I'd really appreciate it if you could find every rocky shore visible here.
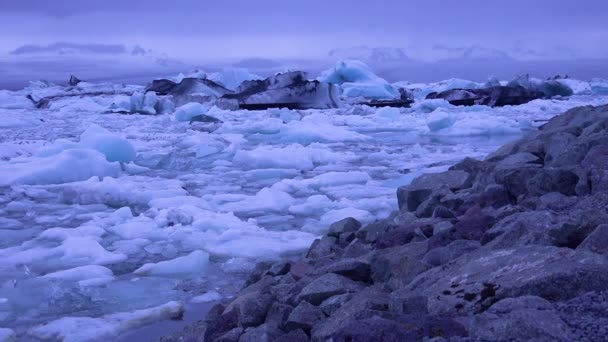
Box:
[165,104,608,341]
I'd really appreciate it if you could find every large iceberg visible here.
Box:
[207,68,262,91]
[318,60,400,99]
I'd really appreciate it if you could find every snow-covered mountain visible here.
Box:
[434,45,513,62]
[328,46,411,64]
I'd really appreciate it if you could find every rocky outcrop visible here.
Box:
[168,104,608,341]
[426,86,545,107]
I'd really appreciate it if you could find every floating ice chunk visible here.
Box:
[27,301,184,342]
[80,124,137,163]
[288,195,334,216]
[0,328,16,342]
[207,68,262,91]
[220,187,296,214]
[42,265,114,286]
[58,237,128,265]
[278,119,368,144]
[133,250,209,277]
[174,102,210,122]
[427,111,457,132]
[233,144,352,170]
[318,60,400,99]
[0,149,121,186]
[374,107,401,121]
[272,171,371,194]
[142,91,159,114]
[190,290,222,303]
[412,99,454,113]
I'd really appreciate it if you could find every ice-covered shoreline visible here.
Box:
[1,63,608,340]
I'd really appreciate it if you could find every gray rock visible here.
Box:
[267,261,291,276]
[577,224,608,256]
[297,273,363,305]
[327,317,411,342]
[328,217,361,237]
[238,293,273,327]
[355,219,396,244]
[215,327,244,342]
[204,308,239,341]
[423,239,481,267]
[273,329,310,342]
[557,291,608,342]
[319,293,352,316]
[289,261,314,281]
[311,289,392,341]
[342,239,372,258]
[238,324,281,342]
[466,296,572,341]
[264,302,293,328]
[495,152,540,170]
[284,301,325,333]
[397,170,471,211]
[392,245,608,316]
[314,259,371,283]
[369,242,430,289]
[189,114,222,123]
[306,236,339,260]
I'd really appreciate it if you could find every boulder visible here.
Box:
[327,217,361,238]
[577,224,608,256]
[68,74,82,86]
[466,296,572,341]
[391,245,608,316]
[397,170,471,211]
[284,301,325,333]
[314,259,372,283]
[297,273,363,305]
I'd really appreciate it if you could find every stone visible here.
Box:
[397,170,471,211]
[297,273,363,305]
[581,144,608,169]
[319,293,353,316]
[311,289,392,341]
[214,327,243,342]
[356,220,396,244]
[577,224,608,256]
[392,245,608,316]
[528,167,579,196]
[314,259,371,283]
[306,236,339,260]
[328,317,411,342]
[289,261,314,281]
[68,74,82,86]
[327,217,361,237]
[466,296,572,341]
[342,239,372,258]
[238,324,281,342]
[273,329,310,342]
[422,240,481,267]
[244,262,272,287]
[284,301,326,333]
[264,302,293,328]
[237,293,273,327]
[369,242,430,289]
[556,291,608,342]
[394,314,469,341]
[267,261,291,276]
[204,308,239,341]
[375,224,416,249]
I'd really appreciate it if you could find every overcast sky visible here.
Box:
[1,0,607,61]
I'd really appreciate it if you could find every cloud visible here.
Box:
[10,42,128,55]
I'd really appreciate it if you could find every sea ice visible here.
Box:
[318,60,400,99]
[133,250,209,277]
[174,102,211,122]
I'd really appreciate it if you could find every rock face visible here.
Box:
[175,104,608,341]
[426,85,545,107]
[224,71,342,110]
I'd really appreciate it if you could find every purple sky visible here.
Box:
[1,0,607,61]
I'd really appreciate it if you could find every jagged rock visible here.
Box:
[239,324,281,342]
[314,259,371,283]
[264,302,293,329]
[397,170,471,211]
[466,296,572,341]
[267,262,291,277]
[426,86,545,107]
[556,291,608,341]
[224,71,341,110]
[423,240,481,267]
[273,329,310,342]
[284,301,325,333]
[289,261,314,281]
[204,306,239,341]
[319,293,353,316]
[214,327,243,342]
[391,245,608,316]
[577,224,608,256]
[369,241,429,289]
[356,220,397,244]
[327,217,361,238]
[306,236,340,260]
[297,273,363,305]
[327,317,412,342]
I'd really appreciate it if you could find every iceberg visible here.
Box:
[318,60,400,99]
[207,68,262,91]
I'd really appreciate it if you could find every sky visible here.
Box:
[1,0,608,61]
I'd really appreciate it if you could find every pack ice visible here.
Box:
[1,64,608,340]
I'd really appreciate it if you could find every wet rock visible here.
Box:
[284,301,325,333]
[297,273,363,305]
